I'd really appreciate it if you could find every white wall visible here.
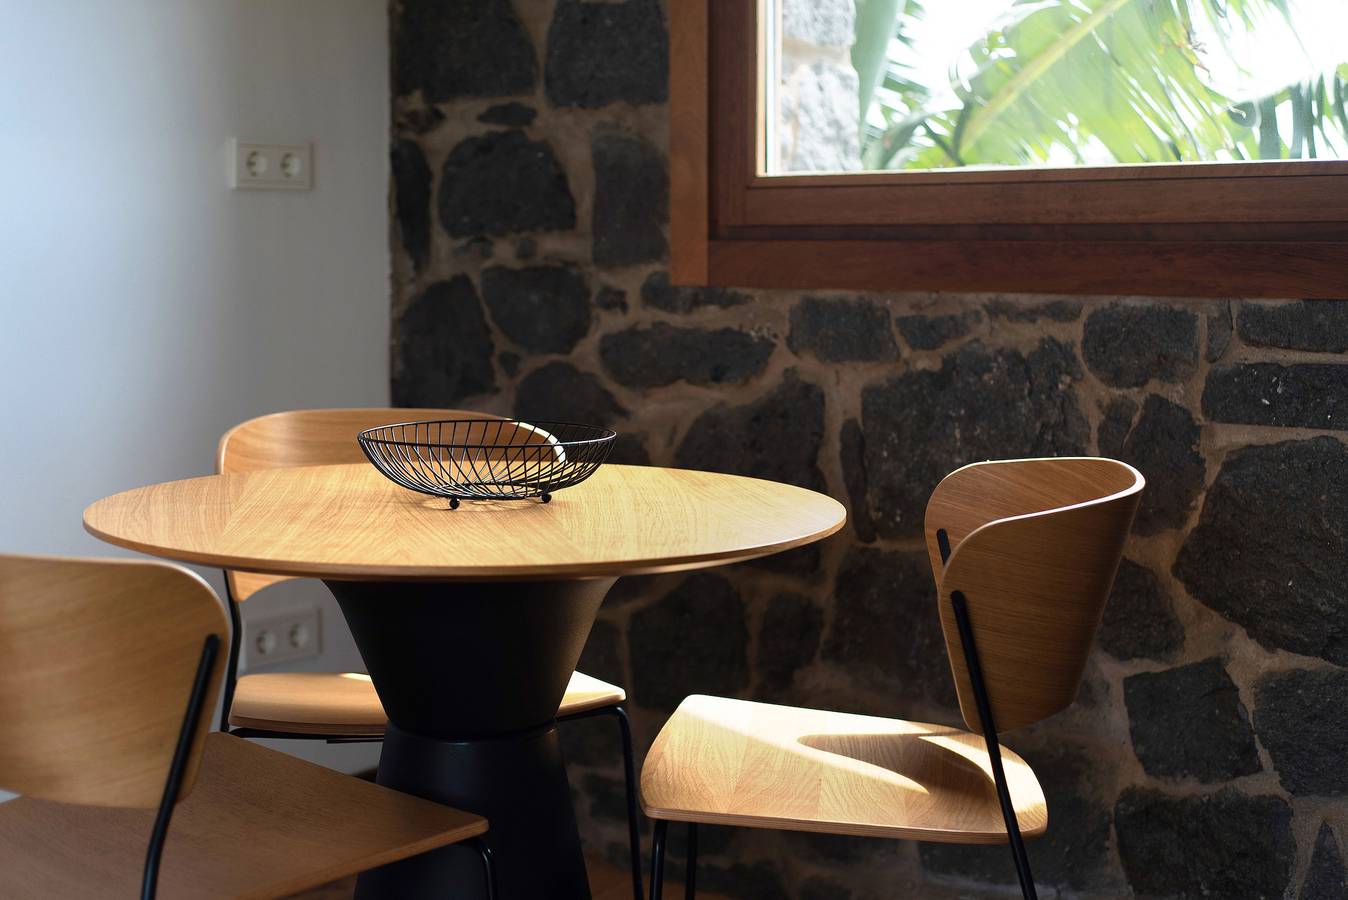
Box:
[0,0,389,773]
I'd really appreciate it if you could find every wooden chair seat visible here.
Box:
[640,695,1047,844]
[0,732,486,899]
[229,670,626,735]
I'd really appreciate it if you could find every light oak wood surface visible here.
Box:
[0,732,487,900]
[230,670,627,736]
[84,463,846,581]
[0,554,227,808]
[640,695,1046,843]
[218,407,498,601]
[925,458,1143,733]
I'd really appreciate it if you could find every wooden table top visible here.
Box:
[84,464,846,581]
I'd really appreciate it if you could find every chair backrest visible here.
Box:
[216,407,501,600]
[924,458,1143,733]
[0,555,227,807]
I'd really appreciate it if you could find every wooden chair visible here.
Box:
[217,408,644,899]
[0,553,495,900]
[640,457,1144,900]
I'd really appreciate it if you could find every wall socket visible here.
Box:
[243,605,322,669]
[229,139,313,191]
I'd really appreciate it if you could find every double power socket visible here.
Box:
[229,139,313,191]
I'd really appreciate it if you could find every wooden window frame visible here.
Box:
[670,1,1348,298]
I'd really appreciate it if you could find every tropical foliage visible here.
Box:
[850,0,1348,170]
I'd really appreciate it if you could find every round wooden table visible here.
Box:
[85,463,845,900]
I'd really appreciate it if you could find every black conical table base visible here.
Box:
[327,576,616,900]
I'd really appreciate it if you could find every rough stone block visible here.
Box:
[1123,658,1261,782]
[788,295,898,362]
[391,277,495,406]
[1174,438,1348,665]
[438,131,575,237]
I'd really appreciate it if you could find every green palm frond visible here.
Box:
[856,0,1348,170]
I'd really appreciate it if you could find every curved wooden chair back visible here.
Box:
[217,408,501,601]
[0,555,226,807]
[924,458,1143,733]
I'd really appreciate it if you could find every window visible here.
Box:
[670,1,1348,297]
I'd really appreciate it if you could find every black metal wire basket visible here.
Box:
[357,419,616,508]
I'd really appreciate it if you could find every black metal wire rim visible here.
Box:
[356,419,615,503]
[356,419,616,451]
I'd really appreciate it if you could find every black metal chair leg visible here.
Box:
[610,706,645,900]
[468,837,498,900]
[951,590,1039,900]
[684,823,697,899]
[650,819,668,900]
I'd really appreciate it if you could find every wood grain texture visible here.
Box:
[0,732,487,900]
[704,238,1348,299]
[925,458,1144,733]
[229,670,626,736]
[218,408,498,601]
[84,463,846,581]
[668,0,710,283]
[0,554,227,808]
[640,695,1046,843]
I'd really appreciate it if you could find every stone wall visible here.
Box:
[387,2,1348,896]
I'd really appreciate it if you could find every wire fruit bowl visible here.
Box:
[357,419,616,508]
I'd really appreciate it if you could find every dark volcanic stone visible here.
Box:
[392,277,495,405]
[1083,303,1199,387]
[628,574,748,710]
[592,133,668,267]
[1174,438,1348,664]
[800,878,851,900]
[1301,823,1348,900]
[596,286,628,313]
[580,773,630,825]
[674,372,825,490]
[1255,668,1348,795]
[545,0,668,108]
[839,419,877,543]
[895,311,979,350]
[1114,787,1294,899]
[1096,395,1138,457]
[513,361,626,426]
[823,547,954,708]
[859,339,1088,537]
[922,742,1118,891]
[393,0,536,101]
[480,265,591,354]
[1123,658,1261,782]
[600,323,774,388]
[438,131,576,237]
[640,272,750,313]
[609,433,650,466]
[787,296,899,362]
[984,297,1083,322]
[1113,395,1205,534]
[744,543,822,578]
[477,102,537,127]
[514,237,536,260]
[1208,301,1233,361]
[391,139,432,271]
[1203,363,1348,430]
[757,592,823,693]
[1239,300,1348,353]
[1098,559,1184,662]
[697,862,790,900]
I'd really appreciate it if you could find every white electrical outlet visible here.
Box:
[230,139,313,191]
[243,605,322,669]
